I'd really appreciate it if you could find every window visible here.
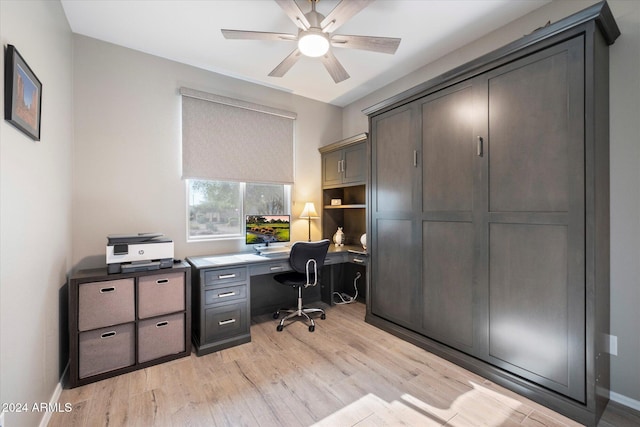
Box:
[187,180,290,241]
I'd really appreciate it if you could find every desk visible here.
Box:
[187,245,367,356]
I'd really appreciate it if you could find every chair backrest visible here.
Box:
[288,239,330,276]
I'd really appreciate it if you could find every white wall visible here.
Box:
[71,35,343,268]
[607,0,640,408]
[0,1,73,427]
[342,0,640,409]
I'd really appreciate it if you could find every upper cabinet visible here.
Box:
[320,133,367,188]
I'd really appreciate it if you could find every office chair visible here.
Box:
[273,239,330,332]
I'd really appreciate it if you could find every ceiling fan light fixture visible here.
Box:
[298,30,329,57]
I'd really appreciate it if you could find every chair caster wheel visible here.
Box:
[320,313,326,320]
[276,324,284,332]
[273,312,280,319]
[309,325,315,332]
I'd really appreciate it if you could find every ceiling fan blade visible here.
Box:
[274,0,310,30]
[321,0,372,33]
[268,48,303,77]
[321,50,350,83]
[221,29,297,41]
[331,34,401,54]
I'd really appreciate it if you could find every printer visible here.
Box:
[106,233,174,274]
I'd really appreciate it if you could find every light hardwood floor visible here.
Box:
[50,302,639,426]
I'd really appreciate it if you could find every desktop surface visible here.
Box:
[187,244,364,270]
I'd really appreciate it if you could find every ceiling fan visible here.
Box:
[221,0,401,83]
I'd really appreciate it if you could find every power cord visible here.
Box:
[333,272,361,304]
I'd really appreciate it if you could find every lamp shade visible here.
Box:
[300,202,319,219]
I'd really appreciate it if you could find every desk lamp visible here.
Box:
[300,202,319,242]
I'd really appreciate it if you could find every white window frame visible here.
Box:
[186,180,291,242]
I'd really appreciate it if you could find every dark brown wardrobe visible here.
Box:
[363,2,619,425]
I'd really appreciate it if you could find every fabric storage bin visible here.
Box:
[79,322,135,378]
[78,278,135,331]
[138,272,185,319]
[138,312,185,363]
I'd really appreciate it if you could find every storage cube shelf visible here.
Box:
[68,264,191,388]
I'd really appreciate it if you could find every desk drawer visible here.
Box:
[204,301,249,342]
[205,283,247,305]
[78,278,135,331]
[138,272,185,319]
[203,267,247,286]
[348,253,368,265]
[249,260,291,276]
[325,253,347,265]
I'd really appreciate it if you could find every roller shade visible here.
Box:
[180,87,296,184]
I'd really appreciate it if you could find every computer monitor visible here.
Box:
[246,215,290,246]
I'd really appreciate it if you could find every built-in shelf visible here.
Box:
[319,135,367,247]
[324,204,366,209]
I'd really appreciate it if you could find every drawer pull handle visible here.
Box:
[218,273,236,279]
[100,287,115,293]
[352,258,365,263]
[270,266,283,271]
[218,319,236,326]
[101,331,116,339]
[156,279,169,284]
[156,321,169,328]
[218,291,236,298]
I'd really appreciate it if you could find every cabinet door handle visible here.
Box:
[218,291,236,298]
[413,150,418,167]
[341,159,346,172]
[338,160,342,174]
[477,136,483,157]
[352,257,365,264]
[218,273,236,279]
[218,319,236,326]
[156,321,169,328]
[156,279,169,284]
[101,331,116,339]
[100,287,115,293]
[270,266,283,271]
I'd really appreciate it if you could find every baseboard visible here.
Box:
[38,363,69,427]
[610,391,640,412]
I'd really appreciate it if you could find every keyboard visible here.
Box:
[258,247,290,256]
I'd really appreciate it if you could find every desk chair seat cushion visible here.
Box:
[273,271,317,288]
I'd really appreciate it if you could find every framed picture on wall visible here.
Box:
[4,44,42,141]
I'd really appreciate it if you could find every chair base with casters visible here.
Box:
[273,285,326,332]
[272,239,330,332]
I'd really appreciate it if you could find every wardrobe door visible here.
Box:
[484,37,585,401]
[370,105,420,327]
[419,83,479,353]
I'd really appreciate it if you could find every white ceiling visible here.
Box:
[61,0,551,107]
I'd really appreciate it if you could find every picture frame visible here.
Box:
[4,44,42,141]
